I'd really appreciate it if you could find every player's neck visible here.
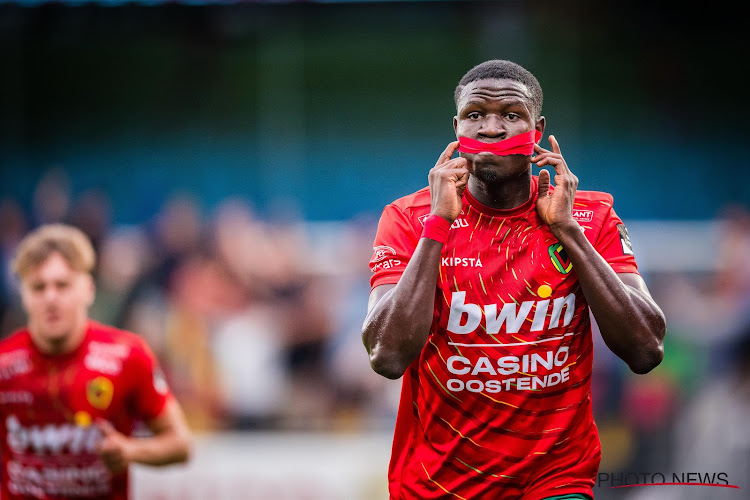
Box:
[29,316,89,356]
[467,169,532,210]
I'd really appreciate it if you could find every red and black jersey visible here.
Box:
[370,176,638,500]
[0,320,172,500]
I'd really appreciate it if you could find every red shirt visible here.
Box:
[0,321,171,500]
[370,176,638,500]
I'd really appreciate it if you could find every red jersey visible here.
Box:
[0,320,172,500]
[370,176,638,500]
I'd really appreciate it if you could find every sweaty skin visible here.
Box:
[363,78,665,379]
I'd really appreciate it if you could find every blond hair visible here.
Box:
[12,224,96,278]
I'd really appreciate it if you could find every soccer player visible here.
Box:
[362,60,666,500]
[0,224,192,499]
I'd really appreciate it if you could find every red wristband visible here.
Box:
[421,215,452,243]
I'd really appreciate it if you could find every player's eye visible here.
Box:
[467,112,482,120]
[506,113,520,121]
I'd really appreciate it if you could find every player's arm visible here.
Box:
[362,142,468,380]
[98,398,191,471]
[98,398,192,472]
[363,238,444,380]
[550,230,666,374]
[534,136,666,374]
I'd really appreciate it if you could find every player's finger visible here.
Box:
[538,169,551,198]
[534,150,569,176]
[96,419,117,436]
[436,141,460,165]
[532,153,555,167]
[549,135,562,155]
[453,166,469,180]
[431,159,466,179]
[443,156,468,170]
[544,135,575,177]
[455,172,469,188]
[432,165,468,194]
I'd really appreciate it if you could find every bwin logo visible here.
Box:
[447,291,575,334]
[5,415,103,455]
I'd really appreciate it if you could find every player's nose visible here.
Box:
[479,115,506,139]
[42,286,59,303]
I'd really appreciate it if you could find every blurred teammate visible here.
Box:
[0,224,192,499]
[363,60,666,499]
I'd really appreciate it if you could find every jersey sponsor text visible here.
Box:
[6,415,103,455]
[447,290,575,335]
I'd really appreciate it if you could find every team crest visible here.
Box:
[86,376,114,410]
[548,243,573,274]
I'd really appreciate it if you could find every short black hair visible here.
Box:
[454,59,543,118]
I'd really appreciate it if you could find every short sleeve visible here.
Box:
[369,204,420,289]
[128,340,172,421]
[594,204,640,275]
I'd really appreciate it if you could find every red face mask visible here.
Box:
[458,130,542,156]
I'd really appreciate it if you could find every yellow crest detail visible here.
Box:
[86,376,114,410]
[74,411,92,427]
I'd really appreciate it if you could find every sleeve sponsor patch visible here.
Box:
[572,209,593,222]
[370,245,396,264]
[617,224,634,256]
[369,245,403,272]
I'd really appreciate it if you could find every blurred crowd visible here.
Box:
[589,206,750,497]
[2,168,750,492]
[0,168,399,433]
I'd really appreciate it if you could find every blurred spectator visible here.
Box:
[0,199,28,338]
[211,300,290,429]
[590,206,750,498]
[656,206,750,356]
[90,227,153,333]
[626,327,750,500]
[70,188,112,258]
[116,191,204,340]
[323,217,400,430]
[31,167,71,226]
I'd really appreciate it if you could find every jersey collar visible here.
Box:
[463,175,538,218]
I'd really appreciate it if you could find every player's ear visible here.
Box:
[83,273,96,308]
[18,280,32,314]
[453,116,458,137]
[535,116,546,140]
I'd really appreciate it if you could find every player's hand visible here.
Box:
[534,135,578,231]
[428,141,469,223]
[96,419,133,473]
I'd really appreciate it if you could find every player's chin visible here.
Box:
[470,153,513,169]
[472,155,529,182]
